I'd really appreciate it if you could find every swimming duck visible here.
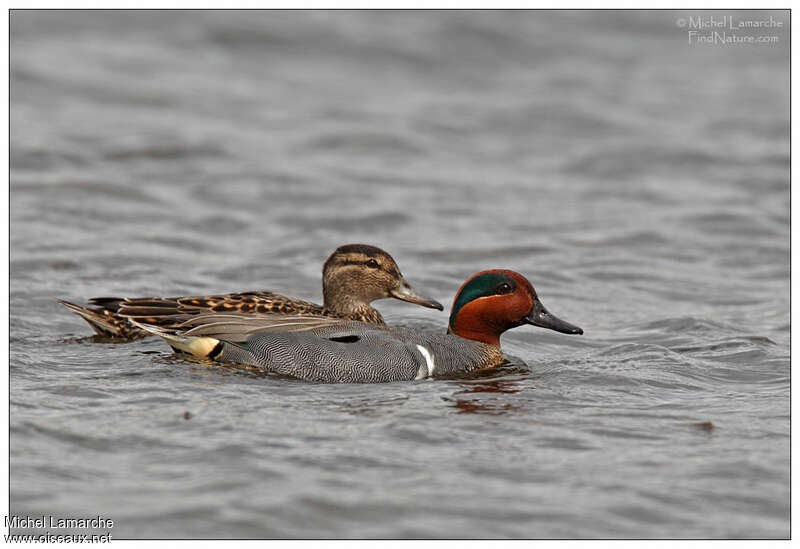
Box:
[129,269,583,383]
[59,244,443,339]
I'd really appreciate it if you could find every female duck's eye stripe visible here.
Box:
[335,259,381,267]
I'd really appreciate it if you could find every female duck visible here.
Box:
[59,244,443,339]
[132,269,583,383]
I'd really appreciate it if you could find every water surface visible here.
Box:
[10,10,789,538]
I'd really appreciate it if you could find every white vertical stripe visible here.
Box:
[414,344,436,379]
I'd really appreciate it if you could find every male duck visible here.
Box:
[130,269,583,383]
[59,244,443,339]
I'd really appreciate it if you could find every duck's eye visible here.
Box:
[366,259,380,269]
[496,282,513,294]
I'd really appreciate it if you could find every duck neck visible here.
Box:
[323,269,387,323]
[447,325,501,346]
[448,302,508,346]
[323,292,384,324]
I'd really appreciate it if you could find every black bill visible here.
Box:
[524,298,583,335]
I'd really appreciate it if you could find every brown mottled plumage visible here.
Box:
[58,299,147,339]
[59,244,442,338]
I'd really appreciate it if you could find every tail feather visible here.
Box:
[128,318,221,357]
[58,299,146,339]
[86,297,126,311]
[117,306,183,317]
[116,298,197,318]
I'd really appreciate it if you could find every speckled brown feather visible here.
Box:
[61,290,385,339]
[118,291,385,323]
[57,300,150,339]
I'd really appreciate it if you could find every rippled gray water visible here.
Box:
[10,10,789,538]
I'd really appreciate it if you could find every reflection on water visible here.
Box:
[444,377,524,415]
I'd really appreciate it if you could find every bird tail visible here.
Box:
[127,318,222,358]
[58,299,145,339]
